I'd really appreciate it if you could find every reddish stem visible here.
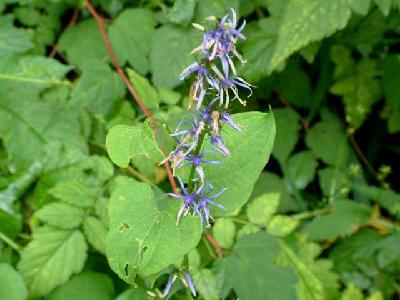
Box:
[49,8,80,58]
[205,232,224,258]
[84,0,178,194]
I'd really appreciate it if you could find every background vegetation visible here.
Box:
[0,0,399,299]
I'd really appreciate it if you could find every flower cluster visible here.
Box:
[164,8,252,228]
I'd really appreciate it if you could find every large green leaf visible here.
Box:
[244,0,352,78]
[58,20,109,68]
[17,226,87,296]
[0,18,33,56]
[0,263,28,300]
[224,232,298,300]
[106,123,163,168]
[106,180,202,281]
[204,111,276,215]
[109,8,156,74]
[304,200,371,241]
[286,151,318,189]
[150,25,201,88]
[69,62,125,118]
[35,202,85,229]
[48,272,115,300]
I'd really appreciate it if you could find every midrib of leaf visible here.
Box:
[0,101,46,142]
[35,230,81,277]
[0,73,71,86]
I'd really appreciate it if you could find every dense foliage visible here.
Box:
[1,0,399,299]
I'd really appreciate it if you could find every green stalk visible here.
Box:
[0,229,21,253]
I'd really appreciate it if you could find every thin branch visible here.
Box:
[277,93,309,131]
[84,0,178,194]
[0,230,20,253]
[205,232,224,258]
[49,8,80,58]
[348,134,388,187]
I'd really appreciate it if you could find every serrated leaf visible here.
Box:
[287,151,318,189]
[340,283,363,300]
[246,192,280,225]
[0,18,33,56]
[49,180,97,208]
[224,232,298,300]
[349,0,371,15]
[193,269,219,300]
[150,25,201,88]
[237,223,260,238]
[35,202,85,229]
[272,108,301,164]
[48,272,114,300]
[279,240,324,300]
[267,215,299,237]
[109,9,156,74]
[204,111,276,215]
[305,115,349,166]
[127,68,159,109]
[195,0,239,21]
[304,200,371,241]
[83,216,107,254]
[374,0,392,16]
[353,185,400,218]
[212,218,236,249]
[166,0,197,25]
[17,226,87,297]
[330,45,381,130]
[0,263,28,300]
[319,167,349,200]
[106,180,202,281]
[69,62,125,118]
[106,124,163,168]
[58,20,108,68]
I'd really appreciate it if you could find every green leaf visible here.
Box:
[304,200,371,241]
[349,0,371,15]
[109,9,156,74]
[287,151,318,189]
[166,0,197,25]
[17,226,87,297]
[150,25,201,88]
[374,0,392,16]
[279,240,324,300]
[353,185,400,218]
[0,18,33,56]
[330,45,381,130]
[267,215,299,237]
[195,0,239,21]
[340,283,363,300]
[83,216,107,254]
[106,180,201,281]
[305,114,349,166]
[0,263,28,300]
[127,68,159,109]
[48,272,115,300]
[69,62,125,118]
[35,202,85,229]
[244,0,352,77]
[212,218,236,249]
[58,20,108,68]
[319,167,349,200]
[106,124,163,168]
[246,192,280,225]
[205,111,276,215]
[224,232,298,300]
[114,288,148,300]
[49,180,97,208]
[272,108,301,164]
[193,269,219,300]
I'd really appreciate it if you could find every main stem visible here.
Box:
[187,132,206,192]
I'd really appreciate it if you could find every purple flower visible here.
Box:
[221,111,241,131]
[167,177,205,225]
[210,134,230,156]
[182,272,197,296]
[162,274,176,298]
[185,151,221,183]
[194,184,226,227]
